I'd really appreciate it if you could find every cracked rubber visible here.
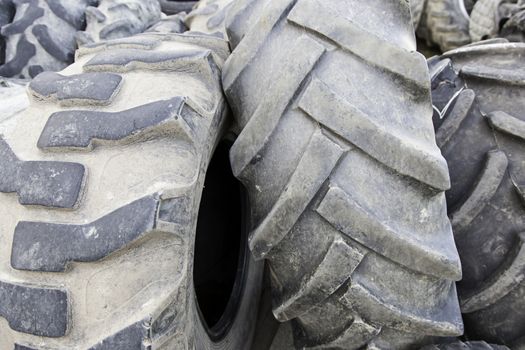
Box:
[423,0,471,51]
[430,42,525,346]
[223,0,463,348]
[0,15,262,350]
[75,0,161,46]
[0,0,94,78]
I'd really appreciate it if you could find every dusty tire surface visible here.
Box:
[412,0,428,29]
[430,42,525,347]
[425,0,471,51]
[0,28,263,349]
[76,0,162,46]
[223,0,463,348]
[0,0,93,78]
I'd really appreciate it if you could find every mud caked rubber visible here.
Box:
[76,0,162,46]
[0,0,94,78]
[423,0,471,51]
[430,42,525,347]
[469,0,525,42]
[222,0,464,348]
[0,22,263,350]
[421,341,510,350]
[184,0,235,39]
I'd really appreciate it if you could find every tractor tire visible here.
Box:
[0,29,262,349]
[425,0,471,51]
[430,42,525,346]
[0,0,15,65]
[223,0,463,348]
[0,0,93,78]
[75,0,162,46]
[421,341,510,350]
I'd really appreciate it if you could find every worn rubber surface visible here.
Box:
[76,0,161,46]
[0,27,263,349]
[0,0,93,78]
[430,42,525,347]
[424,0,471,51]
[421,341,510,349]
[223,0,463,348]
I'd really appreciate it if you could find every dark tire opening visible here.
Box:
[193,139,249,341]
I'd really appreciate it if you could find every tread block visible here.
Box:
[460,64,525,86]
[274,237,364,322]
[0,5,43,35]
[0,34,36,77]
[83,48,211,73]
[11,195,161,272]
[229,35,325,177]
[249,130,345,259]
[449,150,508,234]
[316,185,461,279]
[31,24,73,62]
[487,110,525,140]
[0,137,85,208]
[47,0,85,29]
[0,280,68,337]
[435,89,475,148]
[461,232,525,313]
[29,71,122,106]
[76,36,162,58]
[37,97,190,150]
[287,0,428,88]
[314,315,380,349]
[299,77,450,191]
[89,321,149,350]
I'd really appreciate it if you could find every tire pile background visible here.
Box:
[0,0,524,349]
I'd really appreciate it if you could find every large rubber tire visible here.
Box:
[469,0,507,41]
[429,42,525,347]
[425,0,471,51]
[75,0,162,46]
[0,0,15,65]
[421,341,510,350]
[0,29,263,349]
[223,0,463,348]
[0,0,93,78]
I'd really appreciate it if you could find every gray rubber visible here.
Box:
[75,0,162,46]
[470,0,525,42]
[223,0,463,348]
[421,341,510,349]
[0,0,14,65]
[0,21,262,350]
[500,6,525,41]
[159,0,197,15]
[429,42,525,346]
[146,13,187,34]
[424,0,471,51]
[0,0,94,78]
